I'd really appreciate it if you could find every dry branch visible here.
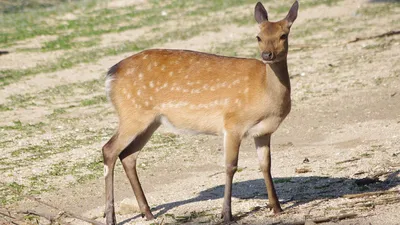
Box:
[343,190,399,199]
[19,210,55,223]
[348,30,400,43]
[26,196,105,225]
[341,196,400,210]
[313,213,357,223]
[0,209,26,225]
[336,157,360,165]
[288,213,358,225]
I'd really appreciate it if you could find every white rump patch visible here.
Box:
[105,77,115,101]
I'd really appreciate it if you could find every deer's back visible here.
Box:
[107,49,273,135]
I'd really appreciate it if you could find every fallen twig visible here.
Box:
[313,213,358,223]
[286,213,358,225]
[348,30,400,43]
[19,210,55,223]
[336,157,360,165]
[0,209,26,225]
[343,190,399,199]
[26,196,105,225]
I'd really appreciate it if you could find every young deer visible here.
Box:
[102,1,298,224]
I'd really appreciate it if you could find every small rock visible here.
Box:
[303,157,310,163]
[118,198,140,215]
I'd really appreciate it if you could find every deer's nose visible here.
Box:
[262,52,275,61]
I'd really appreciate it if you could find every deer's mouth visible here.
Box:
[262,59,277,64]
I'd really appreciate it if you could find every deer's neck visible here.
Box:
[266,60,291,95]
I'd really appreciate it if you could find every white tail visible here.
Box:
[102,1,298,224]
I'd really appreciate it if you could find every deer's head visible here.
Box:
[255,1,298,64]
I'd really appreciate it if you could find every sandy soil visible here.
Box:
[1,0,399,224]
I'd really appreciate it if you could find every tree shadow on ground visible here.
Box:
[120,170,399,224]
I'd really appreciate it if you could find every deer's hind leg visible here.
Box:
[102,114,157,225]
[118,120,160,220]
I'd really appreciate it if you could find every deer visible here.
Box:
[102,1,298,224]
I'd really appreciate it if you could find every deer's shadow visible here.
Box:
[120,170,399,224]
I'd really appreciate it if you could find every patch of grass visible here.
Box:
[0,0,274,85]
[302,0,342,7]
[0,156,104,206]
[144,132,183,151]
[0,0,99,46]
[0,120,46,135]
[374,77,384,86]
[5,79,104,109]
[237,167,246,173]
[165,211,213,223]
[1,20,221,86]
[357,2,400,16]
[80,95,107,106]
[9,128,108,161]
[295,17,342,39]
[48,108,68,119]
[209,35,259,58]
[7,94,38,108]
[0,104,12,111]
[48,161,69,176]
[274,178,292,184]
[0,181,25,205]
[0,0,86,13]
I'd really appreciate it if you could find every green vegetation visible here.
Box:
[0,0,348,86]
[357,2,400,16]
[0,181,25,205]
[0,120,46,134]
[80,95,107,106]
[274,178,293,184]
[4,79,103,109]
[165,210,214,223]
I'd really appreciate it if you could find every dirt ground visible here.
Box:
[1,0,399,224]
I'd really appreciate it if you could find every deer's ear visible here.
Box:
[255,2,268,24]
[285,1,299,28]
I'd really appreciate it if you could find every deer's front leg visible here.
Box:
[254,134,283,214]
[221,131,241,223]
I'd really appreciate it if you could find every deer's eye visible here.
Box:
[280,34,288,40]
[256,36,261,42]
